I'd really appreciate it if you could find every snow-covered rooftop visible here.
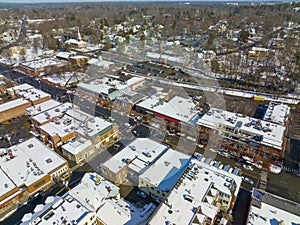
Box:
[87,58,114,69]
[140,149,191,192]
[71,173,156,225]
[7,83,34,93]
[148,157,243,225]
[61,138,93,155]
[43,72,87,87]
[31,102,72,124]
[0,168,17,197]
[0,98,29,113]
[0,138,67,193]
[196,108,286,150]
[248,189,300,225]
[39,108,112,139]
[146,52,184,64]
[65,108,112,138]
[56,51,72,60]
[102,138,168,174]
[263,102,290,125]
[77,76,128,96]
[26,99,62,116]
[16,87,51,102]
[20,194,95,225]
[136,95,198,123]
[20,57,65,70]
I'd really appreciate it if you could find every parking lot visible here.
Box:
[0,115,33,148]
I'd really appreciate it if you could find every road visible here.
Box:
[0,64,67,100]
[232,188,252,225]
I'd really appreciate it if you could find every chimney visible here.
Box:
[9,151,14,159]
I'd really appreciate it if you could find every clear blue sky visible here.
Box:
[0,0,293,3]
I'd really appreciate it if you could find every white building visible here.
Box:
[139,149,191,202]
[0,138,69,217]
[77,76,145,100]
[20,194,96,225]
[61,138,94,164]
[39,107,117,151]
[263,102,290,126]
[196,108,286,151]
[71,173,156,225]
[26,99,62,117]
[101,138,168,185]
[135,95,198,124]
[148,156,243,225]
[248,189,300,225]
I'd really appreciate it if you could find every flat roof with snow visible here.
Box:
[77,76,128,96]
[0,98,29,113]
[66,108,112,138]
[20,193,94,225]
[26,99,62,116]
[263,102,290,125]
[197,108,286,150]
[62,138,93,155]
[16,88,50,102]
[136,95,197,123]
[146,52,184,64]
[0,138,67,190]
[31,102,72,124]
[0,168,17,197]
[7,83,34,93]
[20,58,65,70]
[148,157,243,225]
[87,58,114,68]
[140,149,191,192]
[39,108,112,139]
[248,189,300,225]
[102,138,168,174]
[70,173,156,225]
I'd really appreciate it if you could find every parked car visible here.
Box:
[243,164,254,171]
[137,190,148,199]
[242,177,254,185]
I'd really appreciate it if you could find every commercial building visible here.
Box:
[247,188,300,225]
[7,83,51,105]
[70,172,156,225]
[263,102,290,126]
[0,84,51,123]
[148,155,243,225]
[195,108,288,172]
[0,138,69,219]
[29,101,73,126]
[135,94,198,125]
[100,138,168,185]
[139,149,191,202]
[0,98,30,123]
[37,107,119,154]
[26,99,62,117]
[77,76,145,100]
[20,194,97,225]
[17,57,68,76]
[61,138,94,164]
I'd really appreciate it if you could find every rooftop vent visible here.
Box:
[46,158,52,163]
[28,144,34,148]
